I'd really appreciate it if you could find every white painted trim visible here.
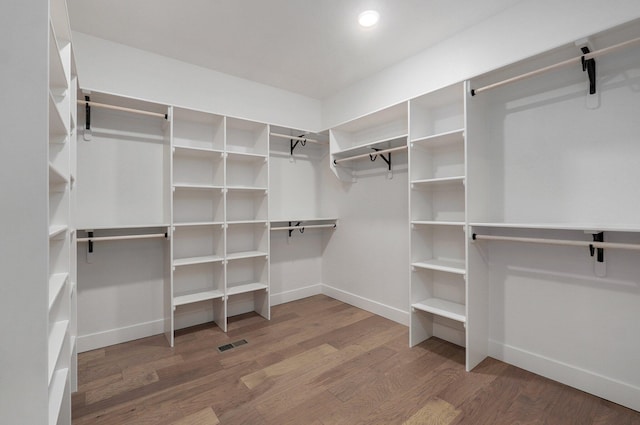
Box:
[270,284,323,306]
[77,319,165,353]
[488,339,640,412]
[321,284,409,326]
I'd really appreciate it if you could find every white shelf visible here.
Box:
[173,145,224,155]
[270,217,338,223]
[226,250,268,261]
[48,320,69,384]
[411,176,465,186]
[227,220,268,225]
[411,220,465,227]
[173,183,224,190]
[227,282,268,296]
[412,258,466,275]
[173,289,224,306]
[333,133,408,158]
[77,224,170,231]
[412,298,466,323]
[173,221,224,228]
[48,367,69,425]
[226,186,268,192]
[48,273,68,311]
[48,225,68,239]
[470,222,640,233]
[49,162,69,185]
[173,255,224,267]
[411,128,464,146]
[226,151,268,161]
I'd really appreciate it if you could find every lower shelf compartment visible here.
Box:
[174,289,224,306]
[412,298,466,323]
[227,282,268,296]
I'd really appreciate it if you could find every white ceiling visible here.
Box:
[67,0,523,100]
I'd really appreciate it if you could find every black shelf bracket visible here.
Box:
[83,95,92,141]
[88,231,94,254]
[589,232,604,263]
[369,148,392,171]
[290,135,307,156]
[288,221,303,237]
[581,46,597,95]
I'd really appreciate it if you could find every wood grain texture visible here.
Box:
[73,295,640,425]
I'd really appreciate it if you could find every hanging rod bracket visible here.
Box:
[580,46,597,95]
[290,135,307,156]
[87,231,94,254]
[369,148,392,171]
[589,232,604,263]
[83,95,92,141]
[288,221,303,237]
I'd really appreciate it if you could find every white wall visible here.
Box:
[321,156,410,325]
[0,1,49,423]
[72,32,323,132]
[322,0,640,129]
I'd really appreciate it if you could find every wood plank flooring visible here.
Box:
[72,295,640,425]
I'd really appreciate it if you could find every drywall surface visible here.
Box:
[72,32,322,131]
[322,0,640,129]
[320,158,410,325]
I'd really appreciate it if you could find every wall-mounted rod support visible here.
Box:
[76,99,168,120]
[581,46,597,94]
[590,232,604,262]
[369,148,392,171]
[470,36,640,96]
[290,135,306,156]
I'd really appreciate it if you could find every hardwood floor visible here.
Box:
[72,295,640,424]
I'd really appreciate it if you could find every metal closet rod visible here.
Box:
[333,145,407,165]
[472,233,640,251]
[269,132,325,145]
[271,224,337,231]
[77,233,167,243]
[77,99,167,119]
[470,36,640,96]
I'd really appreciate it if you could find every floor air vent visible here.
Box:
[217,339,248,353]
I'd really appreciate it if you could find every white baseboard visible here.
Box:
[321,284,409,326]
[270,284,323,306]
[77,318,165,353]
[489,339,640,412]
[76,284,408,352]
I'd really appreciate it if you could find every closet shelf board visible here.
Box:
[226,250,268,261]
[173,255,224,267]
[48,367,69,425]
[48,320,69,384]
[412,258,466,275]
[411,128,464,146]
[48,272,68,311]
[227,282,268,296]
[412,298,466,323]
[173,290,224,306]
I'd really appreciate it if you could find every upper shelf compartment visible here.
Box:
[173,108,224,152]
[410,83,464,141]
[226,117,268,156]
[329,103,408,181]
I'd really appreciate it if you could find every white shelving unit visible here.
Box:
[167,111,270,344]
[225,118,270,320]
[408,82,468,354]
[330,103,408,181]
[47,0,74,423]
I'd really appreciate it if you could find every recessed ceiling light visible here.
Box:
[358,10,380,28]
